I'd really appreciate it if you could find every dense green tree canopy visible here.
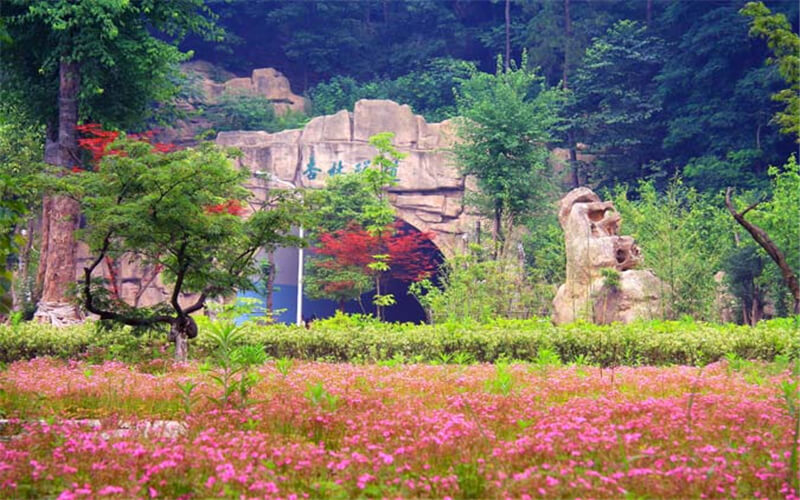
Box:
[1,0,219,130]
[742,1,800,141]
[454,55,563,255]
[569,20,667,186]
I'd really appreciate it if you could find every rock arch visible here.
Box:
[215,99,481,259]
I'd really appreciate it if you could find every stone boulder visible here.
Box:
[159,62,309,148]
[552,187,664,325]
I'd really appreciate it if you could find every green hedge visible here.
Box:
[1,315,797,366]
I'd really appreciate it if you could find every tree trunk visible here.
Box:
[11,218,37,315]
[568,130,579,188]
[174,329,189,362]
[34,60,82,325]
[169,315,197,362]
[266,253,276,313]
[493,203,504,260]
[504,0,511,72]
[726,188,800,315]
[375,276,383,320]
[563,0,572,89]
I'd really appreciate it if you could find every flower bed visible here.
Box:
[0,358,797,498]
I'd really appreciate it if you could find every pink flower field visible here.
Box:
[0,358,797,499]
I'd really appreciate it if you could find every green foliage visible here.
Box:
[655,2,793,186]
[304,265,372,310]
[304,382,340,412]
[204,90,308,133]
[306,133,401,237]
[521,212,565,287]
[683,149,768,192]
[227,1,482,85]
[739,155,800,314]
[742,2,800,141]
[0,0,219,130]
[611,179,735,321]
[55,136,304,335]
[569,19,666,186]
[0,105,44,314]
[2,316,798,366]
[308,58,477,122]
[0,176,24,314]
[724,246,766,322]
[307,76,375,117]
[409,249,562,324]
[202,318,267,408]
[485,360,515,395]
[454,53,563,252]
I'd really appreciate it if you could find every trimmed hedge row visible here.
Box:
[1,315,798,366]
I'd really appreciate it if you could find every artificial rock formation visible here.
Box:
[552,187,664,325]
[216,99,480,258]
[159,62,310,148]
[71,99,478,309]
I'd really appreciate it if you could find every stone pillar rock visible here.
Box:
[552,187,665,325]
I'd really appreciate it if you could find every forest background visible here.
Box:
[1,0,798,326]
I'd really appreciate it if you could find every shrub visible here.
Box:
[204,90,308,132]
[1,315,797,366]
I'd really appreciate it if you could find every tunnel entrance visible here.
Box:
[303,219,444,324]
[240,219,444,324]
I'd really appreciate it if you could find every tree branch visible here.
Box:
[726,187,800,315]
[83,234,172,326]
[740,198,762,217]
[170,241,188,316]
[183,293,207,315]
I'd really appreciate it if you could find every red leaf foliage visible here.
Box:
[386,224,438,281]
[314,221,437,282]
[76,123,176,168]
[316,224,383,269]
[205,199,247,216]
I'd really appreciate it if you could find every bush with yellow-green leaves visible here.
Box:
[0,314,797,366]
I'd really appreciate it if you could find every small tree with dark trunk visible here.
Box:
[725,155,800,317]
[55,132,304,360]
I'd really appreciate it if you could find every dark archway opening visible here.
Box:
[302,219,444,324]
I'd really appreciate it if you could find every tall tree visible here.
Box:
[655,1,793,190]
[568,20,667,187]
[742,1,800,142]
[1,0,217,323]
[725,156,800,315]
[454,54,562,257]
[0,105,45,317]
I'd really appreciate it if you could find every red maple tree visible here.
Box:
[385,223,438,281]
[312,221,437,288]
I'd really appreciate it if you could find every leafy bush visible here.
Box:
[611,179,735,321]
[204,90,308,132]
[307,58,476,122]
[411,249,551,323]
[1,315,797,366]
